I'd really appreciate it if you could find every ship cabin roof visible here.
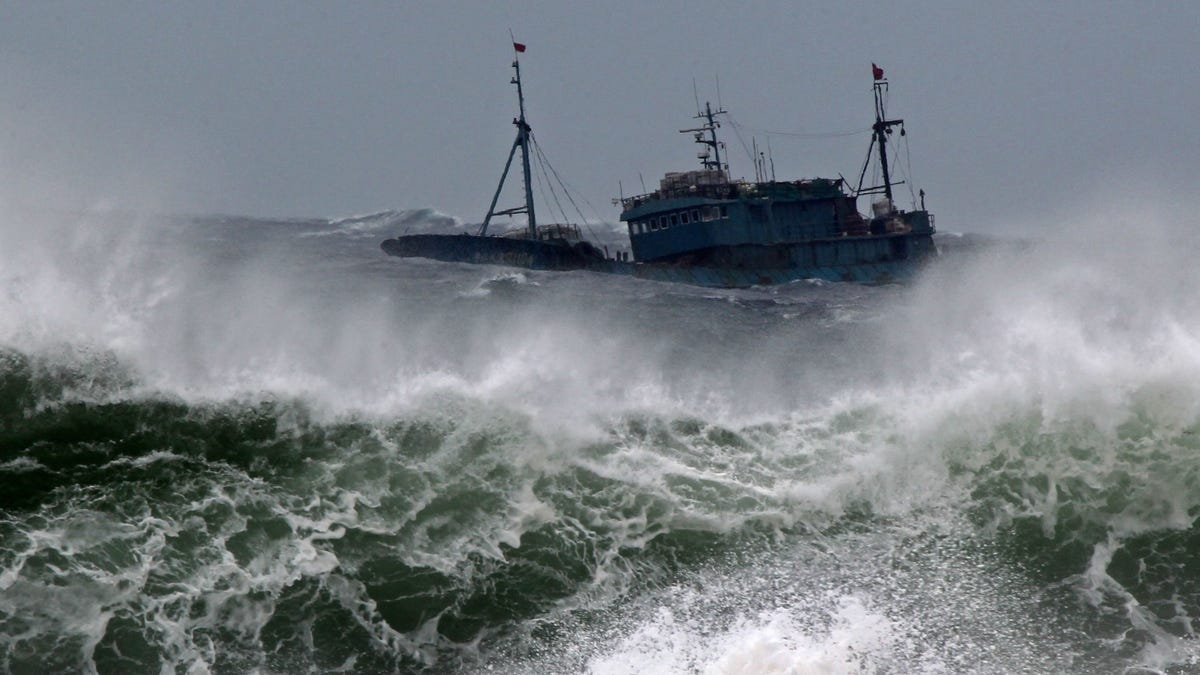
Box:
[619,169,848,221]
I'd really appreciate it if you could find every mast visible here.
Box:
[681,101,726,172]
[514,55,537,238]
[873,68,902,205]
[857,64,904,206]
[479,42,538,238]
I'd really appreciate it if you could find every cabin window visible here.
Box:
[691,209,700,223]
[680,211,690,225]
[701,206,715,221]
[669,214,679,226]
[719,205,729,219]
[650,219,659,231]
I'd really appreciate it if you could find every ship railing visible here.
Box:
[621,184,743,209]
[625,213,926,239]
[536,223,583,241]
[500,223,584,241]
[621,179,851,210]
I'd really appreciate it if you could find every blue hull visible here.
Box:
[628,257,922,286]
[380,233,607,271]
[381,231,935,287]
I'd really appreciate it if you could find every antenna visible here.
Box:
[692,78,702,116]
[680,101,726,172]
[751,137,759,182]
[639,171,647,193]
[767,136,776,182]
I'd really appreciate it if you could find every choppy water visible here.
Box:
[2,206,1200,674]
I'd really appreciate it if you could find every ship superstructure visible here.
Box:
[617,66,935,285]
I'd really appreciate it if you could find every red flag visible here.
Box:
[513,42,526,53]
[872,63,884,80]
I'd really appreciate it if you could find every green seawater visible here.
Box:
[2,211,1200,673]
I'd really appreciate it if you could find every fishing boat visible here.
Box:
[382,49,936,286]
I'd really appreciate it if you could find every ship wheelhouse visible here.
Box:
[619,170,870,263]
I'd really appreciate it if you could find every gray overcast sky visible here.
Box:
[0,2,1195,234]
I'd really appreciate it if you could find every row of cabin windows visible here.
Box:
[629,205,729,235]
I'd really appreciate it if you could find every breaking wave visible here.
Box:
[323,208,462,237]
[2,200,1200,672]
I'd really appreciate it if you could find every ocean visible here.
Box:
[1,206,1199,674]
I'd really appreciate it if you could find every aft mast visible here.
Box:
[479,40,538,238]
[857,63,904,206]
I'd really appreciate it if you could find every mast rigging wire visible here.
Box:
[531,135,570,227]
[902,129,918,208]
[530,135,605,243]
[726,116,870,140]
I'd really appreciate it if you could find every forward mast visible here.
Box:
[479,42,537,238]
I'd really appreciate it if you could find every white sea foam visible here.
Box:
[5,185,1200,671]
[586,596,910,675]
[480,198,1200,673]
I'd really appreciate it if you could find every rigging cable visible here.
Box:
[529,156,551,230]
[872,151,880,193]
[530,134,571,227]
[532,137,584,222]
[902,127,918,208]
[722,113,756,175]
[531,135,605,243]
[726,118,869,140]
[854,134,875,195]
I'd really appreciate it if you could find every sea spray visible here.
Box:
[2,203,1200,672]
